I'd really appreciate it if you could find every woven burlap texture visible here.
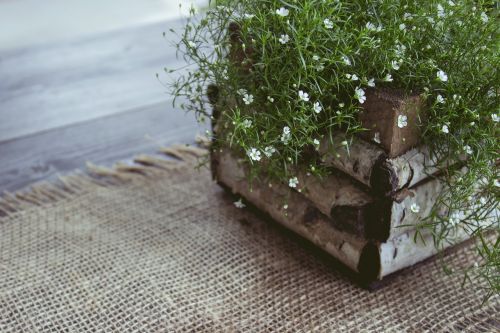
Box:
[0,146,498,332]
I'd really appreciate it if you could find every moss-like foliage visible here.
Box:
[167,0,499,297]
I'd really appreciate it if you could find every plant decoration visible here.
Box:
[167,0,499,297]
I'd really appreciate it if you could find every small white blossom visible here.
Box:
[242,93,254,105]
[312,55,320,61]
[373,132,381,144]
[247,148,261,161]
[493,179,500,187]
[341,55,351,66]
[242,119,252,128]
[441,124,449,134]
[391,60,400,70]
[298,90,310,102]
[276,7,289,17]
[383,74,393,82]
[436,70,448,82]
[437,4,445,18]
[403,13,413,21]
[449,213,461,227]
[436,94,445,104]
[480,12,489,23]
[187,41,196,48]
[366,22,377,31]
[339,103,345,108]
[324,18,333,29]
[464,145,473,155]
[313,138,320,146]
[267,96,274,103]
[234,199,246,209]
[397,115,408,128]
[278,34,290,44]
[354,87,366,104]
[281,126,291,144]
[313,102,322,114]
[410,203,420,213]
[244,14,255,19]
[283,204,288,210]
[288,177,299,188]
[367,78,375,87]
[264,146,276,157]
[341,140,348,146]
[480,197,487,205]
[399,23,407,31]
[491,114,499,122]
[346,73,359,81]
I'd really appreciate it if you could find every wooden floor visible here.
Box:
[0,20,205,192]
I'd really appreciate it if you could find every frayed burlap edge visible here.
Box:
[0,143,209,217]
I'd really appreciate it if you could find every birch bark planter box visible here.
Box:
[210,89,496,284]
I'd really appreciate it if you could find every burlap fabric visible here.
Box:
[0,146,498,332]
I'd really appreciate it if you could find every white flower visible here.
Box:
[366,22,377,31]
[464,145,473,155]
[298,90,310,102]
[436,94,445,104]
[247,148,261,161]
[313,138,320,146]
[436,70,448,82]
[346,73,359,81]
[383,74,393,82]
[480,12,488,23]
[267,96,275,103]
[354,87,366,104]
[313,102,322,114]
[324,18,333,29]
[437,4,445,18]
[367,78,375,87]
[494,179,500,188]
[410,203,420,213]
[242,93,254,105]
[281,126,291,144]
[288,177,299,188]
[403,13,413,21]
[312,55,320,61]
[244,14,255,19]
[391,60,400,70]
[399,23,407,31]
[234,199,246,209]
[264,146,276,157]
[187,41,196,48]
[441,124,449,134]
[491,114,499,122]
[397,115,408,128]
[341,55,351,66]
[283,204,288,210]
[479,197,487,205]
[373,132,381,144]
[278,34,290,44]
[276,7,289,17]
[242,119,252,128]
[449,213,461,227]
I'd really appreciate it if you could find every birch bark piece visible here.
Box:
[213,148,372,276]
[319,136,441,195]
[359,89,424,158]
[213,149,488,280]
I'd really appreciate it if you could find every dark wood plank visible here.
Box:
[0,102,206,192]
[0,19,186,142]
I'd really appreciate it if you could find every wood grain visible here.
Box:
[0,20,185,142]
[0,102,205,192]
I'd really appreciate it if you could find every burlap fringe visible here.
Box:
[0,144,208,217]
